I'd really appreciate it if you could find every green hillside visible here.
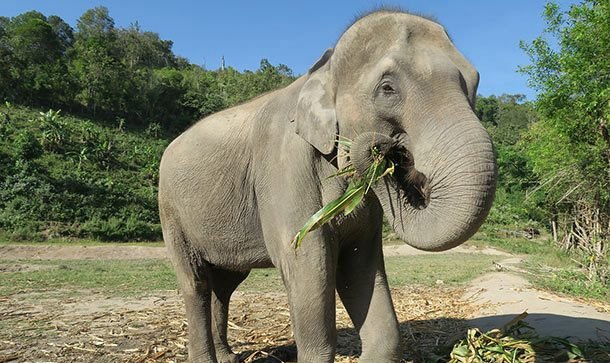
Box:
[0,7,294,241]
[0,104,167,241]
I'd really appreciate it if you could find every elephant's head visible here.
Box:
[295,10,497,251]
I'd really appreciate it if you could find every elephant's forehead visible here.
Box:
[338,12,449,50]
[332,12,454,76]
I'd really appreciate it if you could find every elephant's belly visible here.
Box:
[177,195,273,271]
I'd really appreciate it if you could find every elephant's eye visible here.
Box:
[374,76,400,106]
[381,83,395,94]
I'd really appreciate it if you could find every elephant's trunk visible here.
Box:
[350,114,496,251]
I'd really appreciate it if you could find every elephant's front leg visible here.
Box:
[280,231,338,363]
[336,233,402,363]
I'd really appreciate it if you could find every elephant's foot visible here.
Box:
[359,359,401,363]
[188,350,218,363]
[358,346,402,363]
[358,324,402,363]
[216,350,239,363]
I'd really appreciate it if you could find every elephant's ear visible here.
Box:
[295,48,337,155]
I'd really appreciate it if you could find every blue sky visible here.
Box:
[1,0,576,100]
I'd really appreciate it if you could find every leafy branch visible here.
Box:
[292,142,394,250]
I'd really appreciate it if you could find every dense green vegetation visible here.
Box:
[475,94,540,229]
[0,7,294,132]
[519,0,609,283]
[0,105,167,240]
[0,2,607,291]
[0,7,294,241]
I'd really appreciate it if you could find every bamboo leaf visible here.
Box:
[484,345,505,354]
[294,142,396,250]
[293,181,366,249]
[343,186,366,215]
[337,139,353,148]
[325,166,355,180]
[451,343,469,357]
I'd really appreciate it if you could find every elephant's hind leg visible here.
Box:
[163,225,218,362]
[210,267,250,363]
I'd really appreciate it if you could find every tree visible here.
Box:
[476,95,538,227]
[0,16,12,100]
[181,65,226,119]
[520,0,609,280]
[1,12,72,105]
[476,94,533,144]
[76,7,115,40]
[476,95,499,127]
[71,7,126,115]
[113,23,181,123]
[116,23,176,70]
[47,15,74,54]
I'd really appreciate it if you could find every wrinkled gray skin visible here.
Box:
[159,10,496,363]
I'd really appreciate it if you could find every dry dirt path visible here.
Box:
[463,257,609,342]
[0,244,168,260]
[387,245,610,342]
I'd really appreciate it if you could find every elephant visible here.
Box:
[158,9,496,363]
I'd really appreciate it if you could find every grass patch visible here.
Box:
[0,254,498,297]
[527,265,609,301]
[240,254,498,293]
[239,268,283,292]
[384,254,498,286]
[0,259,176,296]
[468,232,556,255]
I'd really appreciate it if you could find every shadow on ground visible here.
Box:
[239,314,610,363]
[470,313,610,343]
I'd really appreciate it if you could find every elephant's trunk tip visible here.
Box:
[385,145,431,210]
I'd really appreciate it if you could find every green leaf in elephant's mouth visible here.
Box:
[292,142,394,250]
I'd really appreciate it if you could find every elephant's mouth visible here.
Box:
[384,141,431,210]
[350,131,431,210]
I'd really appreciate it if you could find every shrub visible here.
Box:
[14,131,43,159]
[79,215,161,241]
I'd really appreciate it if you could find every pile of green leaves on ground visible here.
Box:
[446,314,609,363]
[0,104,168,241]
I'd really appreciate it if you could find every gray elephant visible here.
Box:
[158,9,496,363]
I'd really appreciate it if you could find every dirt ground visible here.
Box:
[1,286,477,363]
[0,244,168,261]
[465,257,610,342]
[0,244,608,363]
